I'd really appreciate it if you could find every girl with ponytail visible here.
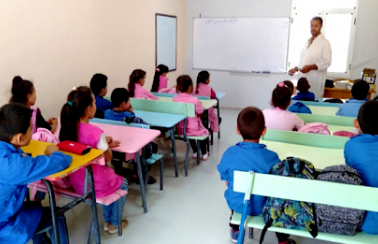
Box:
[10,76,57,134]
[151,64,169,92]
[128,69,158,100]
[60,86,129,234]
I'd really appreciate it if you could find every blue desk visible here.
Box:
[216,92,226,99]
[134,110,186,176]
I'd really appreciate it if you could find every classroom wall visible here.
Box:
[0,0,185,118]
[185,0,378,109]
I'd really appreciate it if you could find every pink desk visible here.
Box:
[91,122,161,213]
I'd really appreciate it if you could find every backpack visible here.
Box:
[333,131,356,138]
[315,165,366,236]
[288,102,312,114]
[298,122,331,135]
[260,157,318,244]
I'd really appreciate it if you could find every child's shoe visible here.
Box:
[231,229,239,243]
[104,222,110,231]
[279,239,296,244]
[193,153,198,159]
[108,219,129,235]
[202,153,209,161]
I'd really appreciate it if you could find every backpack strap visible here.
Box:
[259,218,273,244]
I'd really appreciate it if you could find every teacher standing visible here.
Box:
[289,17,332,98]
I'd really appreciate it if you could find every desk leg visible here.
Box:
[204,110,211,153]
[170,127,178,177]
[135,152,148,213]
[217,99,221,139]
[42,179,60,244]
[85,166,101,244]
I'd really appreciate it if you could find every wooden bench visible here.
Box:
[231,171,378,244]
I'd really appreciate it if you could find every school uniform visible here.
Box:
[0,141,72,244]
[94,94,113,112]
[195,83,220,132]
[158,76,169,92]
[292,91,315,101]
[344,134,378,234]
[336,99,366,117]
[133,83,158,100]
[263,107,305,131]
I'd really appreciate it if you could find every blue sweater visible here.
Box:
[217,142,280,215]
[95,95,113,112]
[344,134,378,234]
[336,99,366,117]
[104,109,136,121]
[292,91,315,101]
[0,141,72,244]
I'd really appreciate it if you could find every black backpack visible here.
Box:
[315,165,366,236]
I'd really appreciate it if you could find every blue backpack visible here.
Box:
[260,157,318,244]
[288,102,312,114]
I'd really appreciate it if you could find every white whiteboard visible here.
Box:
[193,18,290,73]
[156,14,177,71]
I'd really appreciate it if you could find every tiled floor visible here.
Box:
[40,109,334,244]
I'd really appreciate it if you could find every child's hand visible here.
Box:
[47,117,57,125]
[109,140,120,148]
[225,181,228,187]
[45,145,59,156]
[129,105,134,113]
[105,136,113,143]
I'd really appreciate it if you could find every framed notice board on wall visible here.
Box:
[156,14,177,71]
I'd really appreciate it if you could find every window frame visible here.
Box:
[288,0,359,78]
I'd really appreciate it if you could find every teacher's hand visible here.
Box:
[288,68,297,76]
[300,65,313,74]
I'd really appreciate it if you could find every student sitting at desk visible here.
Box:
[128,69,158,100]
[292,78,316,101]
[90,73,113,116]
[336,79,370,117]
[217,107,295,244]
[151,64,170,92]
[60,86,129,235]
[104,88,158,185]
[0,103,72,244]
[344,100,378,234]
[263,82,305,131]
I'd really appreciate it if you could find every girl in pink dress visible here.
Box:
[263,82,305,131]
[195,71,220,132]
[173,75,210,161]
[59,86,128,235]
[150,64,171,92]
[128,69,158,100]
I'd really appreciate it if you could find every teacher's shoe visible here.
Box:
[108,219,129,235]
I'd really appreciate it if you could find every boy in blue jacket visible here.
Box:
[90,73,113,115]
[336,79,370,117]
[217,107,295,244]
[0,103,72,244]
[344,100,378,234]
[292,78,316,101]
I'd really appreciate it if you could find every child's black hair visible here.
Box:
[151,64,169,92]
[283,80,294,94]
[0,103,32,143]
[237,107,265,140]
[10,76,34,105]
[297,77,310,93]
[195,71,210,94]
[272,82,292,110]
[60,86,94,142]
[111,88,130,107]
[352,79,370,100]
[358,100,378,135]
[176,75,193,93]
[89,74,108,95]
[128,69,146,97]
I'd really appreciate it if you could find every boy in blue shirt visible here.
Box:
[336,79,370,117]
[344,100,378,234]
[90,73,113,115]
[0,103,72,244]
[217,107,295,244]
[292,78,315,101]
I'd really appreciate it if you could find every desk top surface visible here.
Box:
[134,110,185,128]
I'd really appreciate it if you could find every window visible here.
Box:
[288,0,358,77]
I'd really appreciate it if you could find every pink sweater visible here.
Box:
[263,107,305,131]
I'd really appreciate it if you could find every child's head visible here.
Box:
[0,103,32,147]
[355,100,378,135]
[272,82,292,110]
[60,86,96,142]
[352,79,370,100]
[90,73,108,96]
[283,80,295,95]
[111,88,131,111]
[10,76,36,107]
[195,71,210,94]
[237,107,266,141]
[151,64,169,92]
[128,69,146,97]
[176,75,193,94]
[297,77,310,93]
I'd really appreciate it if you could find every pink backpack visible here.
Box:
[333,131,356,138]
[158,87,177,94]
[298,123,331,135]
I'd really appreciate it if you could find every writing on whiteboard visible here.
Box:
[205,19,237,24]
